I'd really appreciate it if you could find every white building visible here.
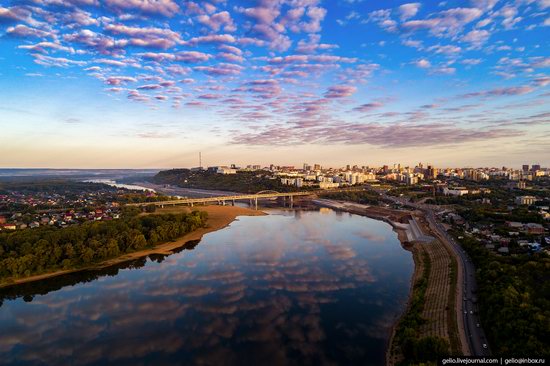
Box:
[443,187,469,196]
[515,196,537,205]
[217,167,237,174]
[319,182,339,189]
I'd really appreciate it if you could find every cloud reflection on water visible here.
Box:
[0,209,413,366]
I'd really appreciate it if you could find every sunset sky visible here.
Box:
[0,0,549,168]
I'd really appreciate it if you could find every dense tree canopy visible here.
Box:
[0,210,207,282]
[320,190,382,205]
[457,234,550,357]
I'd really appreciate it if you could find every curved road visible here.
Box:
[381,192,491,356]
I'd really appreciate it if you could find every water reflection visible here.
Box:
[0,240,201,307]
[0,209,413,366]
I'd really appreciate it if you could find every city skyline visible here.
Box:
[1,0,549,168]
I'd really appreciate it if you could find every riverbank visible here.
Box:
[0,205,265,289]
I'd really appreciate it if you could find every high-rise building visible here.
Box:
[532,164,541,171]
[426,165,437,179]
[522,164,529,172]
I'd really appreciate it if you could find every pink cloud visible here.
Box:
[105,0,180,17]
[353,102,384,113]
[175,51,212,63]
[232,121,523,147]
[197,11,236,32]
[31,53,87,67]
[217,52,244,63]
[137,84,162,90]
[461,29,490,48]
[105,76,137,85]
[64,29,127,55]
[194,63,242,76]
[460,85,535,98]
[6,24,53,38]
[398,3,421,21]
[402,7,483,36]
[324,85,357,98]
[105,24,181,49]
[184,34,236,46]
[18,41,74,54]
[140,52,175,62]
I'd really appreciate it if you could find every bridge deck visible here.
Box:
[127,191,314,207]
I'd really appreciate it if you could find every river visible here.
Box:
[0,208,413,366]
[84,179,156,193]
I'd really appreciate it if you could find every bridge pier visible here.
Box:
[290,195,293,208]
[254,197,258,210]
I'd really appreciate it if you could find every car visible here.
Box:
[470,310,473,314]
[482,344,487,349]
[476,323,480,328]
[464,311,467,314]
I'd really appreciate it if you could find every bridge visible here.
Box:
[126,190,315,210]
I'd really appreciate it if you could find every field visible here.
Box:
[388,212,461,365]
[415,213,461,353]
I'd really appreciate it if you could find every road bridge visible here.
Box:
[126,190,315,210]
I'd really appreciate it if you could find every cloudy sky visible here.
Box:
[0,0,548,168]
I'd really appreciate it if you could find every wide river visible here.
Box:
[0,208,413,366]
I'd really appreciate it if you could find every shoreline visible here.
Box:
[0,205,265,289]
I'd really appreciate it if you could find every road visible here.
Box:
[380,192,491,356]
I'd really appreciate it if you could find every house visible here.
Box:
[1,223,16,230]
[525,223,545,235]
[506,221,523,229]
[515,196,537,205]
[0,215,6,224]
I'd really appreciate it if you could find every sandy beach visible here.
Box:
[0,205,265,289]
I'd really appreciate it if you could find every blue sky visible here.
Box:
[0,0,548,168]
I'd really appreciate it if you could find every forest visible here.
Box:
[0,209,207,282]
[153,169,305,193]
[319,190,383,205]
[0,180,115,195]
[457,233,550,357]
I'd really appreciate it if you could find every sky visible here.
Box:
[0,0,549,169]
